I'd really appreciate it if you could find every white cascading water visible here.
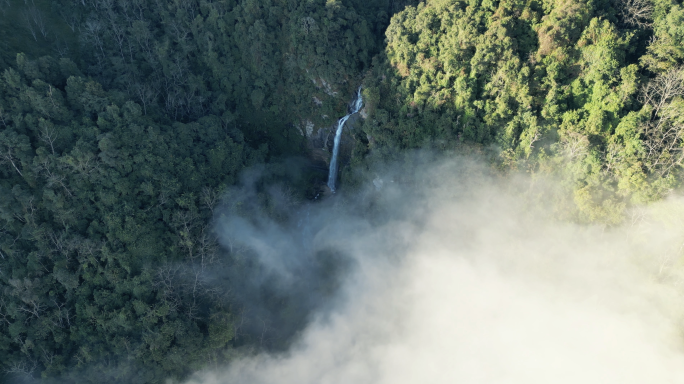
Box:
[327,87,363,193]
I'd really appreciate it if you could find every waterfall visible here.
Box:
[327,87,363,193]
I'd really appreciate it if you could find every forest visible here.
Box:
[0,0,683,382]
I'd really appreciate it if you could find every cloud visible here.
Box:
[197,155,684,384]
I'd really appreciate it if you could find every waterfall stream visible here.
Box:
[327,87,363,193]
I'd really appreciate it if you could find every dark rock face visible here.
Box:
[306,113,363,162]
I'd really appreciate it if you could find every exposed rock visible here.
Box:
[305,120,314,137]
[311,77,338,96]
[295,119,315,137]
[320,78,337,96]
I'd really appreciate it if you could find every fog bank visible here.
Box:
[195,156,684,384]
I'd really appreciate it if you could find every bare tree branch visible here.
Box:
[639,67,684,177]
[618,0,653,28]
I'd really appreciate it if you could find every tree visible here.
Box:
[639,66,684,177]
[0,130,30,178]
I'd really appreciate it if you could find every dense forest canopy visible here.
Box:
[360,0,684,222]
[0,0,683,382]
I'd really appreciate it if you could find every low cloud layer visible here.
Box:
[196,156,684,384]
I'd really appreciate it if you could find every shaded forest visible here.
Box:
[1,0,683,382]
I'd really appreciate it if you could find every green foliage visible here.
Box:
[641,2,684,72]
[3,0,684,381]
[67,0,388,145]
[0,1,419,381]
[0,55,266,383]
[357,0,684,224]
